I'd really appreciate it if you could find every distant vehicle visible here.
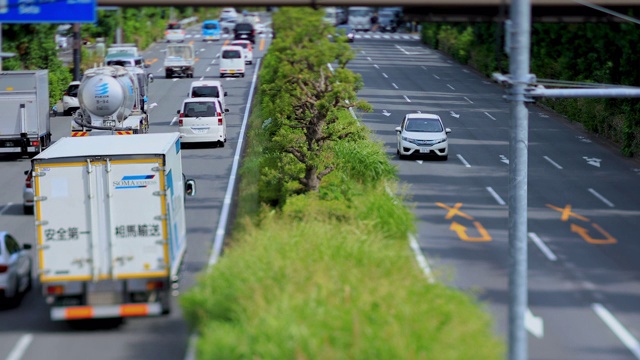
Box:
[395,113,451,160]
[22,170,34,215]
[220,7,238,19]
[219,45,245,78]
[335,24,355,42]
[165,22,186,42]
[323,7,347,26]
[55,24,71,49]
[62,80,80,116]
[241,12,260,26]
[0,70,52,156]
[233,22,255,44]
[177,98,228,147]
[230,40,253,64]
[188,80,227,109]
[106,43,139,57]
[164,43,195,79]
[377,10,398,32]
[202,20,221,41]
[348,6,375,32]
[31,133,196,321]
[0,231,32,307]
[219,17,237,35]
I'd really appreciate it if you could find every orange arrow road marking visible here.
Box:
[450,221,492,242]
[260,38,265,51]
[570,223,617,244]
[546,204,590,222]
[223,39,230,46]
[436,202,474,220]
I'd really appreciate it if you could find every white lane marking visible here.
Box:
[382,73,388,78]
[500,155,509,164]
[170,117,177,125]
[447,84,455,90]
[409,233,434,283]
[484,112,496,120]
[367,57,372,61]
[588,188,615,208]
[450,111,460,118]
[361,51,366,55]
[528,232,558,261]
[593,303,640,359]
[382,110,391,116]
[403,95,411,103]
[583,156,602,167]
[421,65,427,70]
[172,79,179,82]
[416,160,423,164]
[582,281,596,291]
[6,334,34,360]
[183,333,198,360]
[206,66,211,72]
[525,308,544,338]
[486,187,506,206]
[156,68,162,73]
[456,154,471,167]
[0,202,12,215]
[199,48,205,52]
[373,64,379,69]
[392,83,398,89]
[463,69,470,73]
[199,76,205,80]
[464,97,473,104]
[543,156,563,169]
[433,74,440,79]
[209,57,261,266]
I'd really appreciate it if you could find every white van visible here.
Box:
[188,80,227,109]
[177,98,229,147]
[348,6,374,32]
[219,45,245,78]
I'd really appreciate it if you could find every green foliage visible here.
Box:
[181,213,502,359]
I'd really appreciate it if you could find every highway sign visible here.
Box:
[0,0,96,23]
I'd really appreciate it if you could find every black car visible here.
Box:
[233,22,255,44]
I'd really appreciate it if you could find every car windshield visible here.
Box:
[337,25,353,33]
[232,42,248,49]
[107,59,134,67]
[350,10,371,17]
[184,102,219,117]
[405,119,443,132]
[203,23,218,30]
[191,86,220,98]
[222,50,242,59]
[67,84,79,97]
[235,23,253,31]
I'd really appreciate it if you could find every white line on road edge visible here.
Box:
[464,97,473,104]
[392,83,398,89]
[543,156,563,169]
[5,334,33,360]
[183,333,198,360]
[484,112,496,120]
[593,303,640,359]
[588,188,615,208]
[367,57,372,61]
[0,202,12,215]
[403,95,411,103]
[486,187,506,205]
[408,233,434,283]
[528,232,557,261]
[456,154,471,167]
[208,58,261,266]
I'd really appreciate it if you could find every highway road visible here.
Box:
[349,37,640,359]
[0,28,271,360]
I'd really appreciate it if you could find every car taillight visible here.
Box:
[47,285,64,295]
[25,172,32,189]
[165,30,169,35]
[218,114,222,125]
[0,265,8,273]
[146,281,164,290]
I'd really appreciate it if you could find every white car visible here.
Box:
[62,81,80,116]
[230,40,253,65]
[165,22,186,42]
[0,232,32,307]
[395,113,451,160]
[188,80,227,109]
[22,169,34,215]
[177,98,228,147]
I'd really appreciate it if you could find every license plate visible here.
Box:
[192,128,208,134]
[419,148,430,153]
[104,120,116,127]
[4,142,14,147]
[229,70,235,74]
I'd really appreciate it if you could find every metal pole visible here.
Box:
[73,23,81,81]
[508,0,530,359]
[0,22,3,71]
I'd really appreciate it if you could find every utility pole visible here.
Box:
[73,23,81,81]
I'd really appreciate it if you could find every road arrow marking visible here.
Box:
[577,136,592,143]
[571,223,617,244]
[525,309,544,338]
[148,103,158,110]
[583,156,601,167]
[449,221,492,242]
[450,111,460,118]
[382,110,391,117]
[500,155,509,164]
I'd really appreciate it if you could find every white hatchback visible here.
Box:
[0,232,32,307]
[177,98,228,147]
[395,113,451,160]
[188,80,227,109]
[230,40,253,65]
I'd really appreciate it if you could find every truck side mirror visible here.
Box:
[185,179,196,197]
[177,109,180,114]
[224,91,228,96]
[224,108,229,113]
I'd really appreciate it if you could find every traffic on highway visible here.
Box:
[1,6,640,360]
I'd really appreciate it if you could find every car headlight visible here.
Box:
[401,136,416,144]
[433,137,447,145]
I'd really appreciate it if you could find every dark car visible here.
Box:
[233,22,255,44]
[335,24,355,43]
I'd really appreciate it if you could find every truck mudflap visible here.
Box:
[50,303,162,321]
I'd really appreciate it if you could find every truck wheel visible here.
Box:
[220,74,224,78]
[241,73,245,78]
[165,71,172,79]
[63,109,71,116]
[23,205,33,215]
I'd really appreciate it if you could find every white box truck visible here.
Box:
[0,70,52,156]
[31,132,196,321]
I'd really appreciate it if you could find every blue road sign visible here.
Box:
[0,0,96,23]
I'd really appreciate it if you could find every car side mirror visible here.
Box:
[395,126,402,133]
[177,110,180,114]
[224,108,229,113]
[23,244,32,250]
[24,170,29,175]
[445,128,452,134]
[224,91,228,96]
[185,179,196,197]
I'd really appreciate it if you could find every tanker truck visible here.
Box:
[71,65,149,136]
